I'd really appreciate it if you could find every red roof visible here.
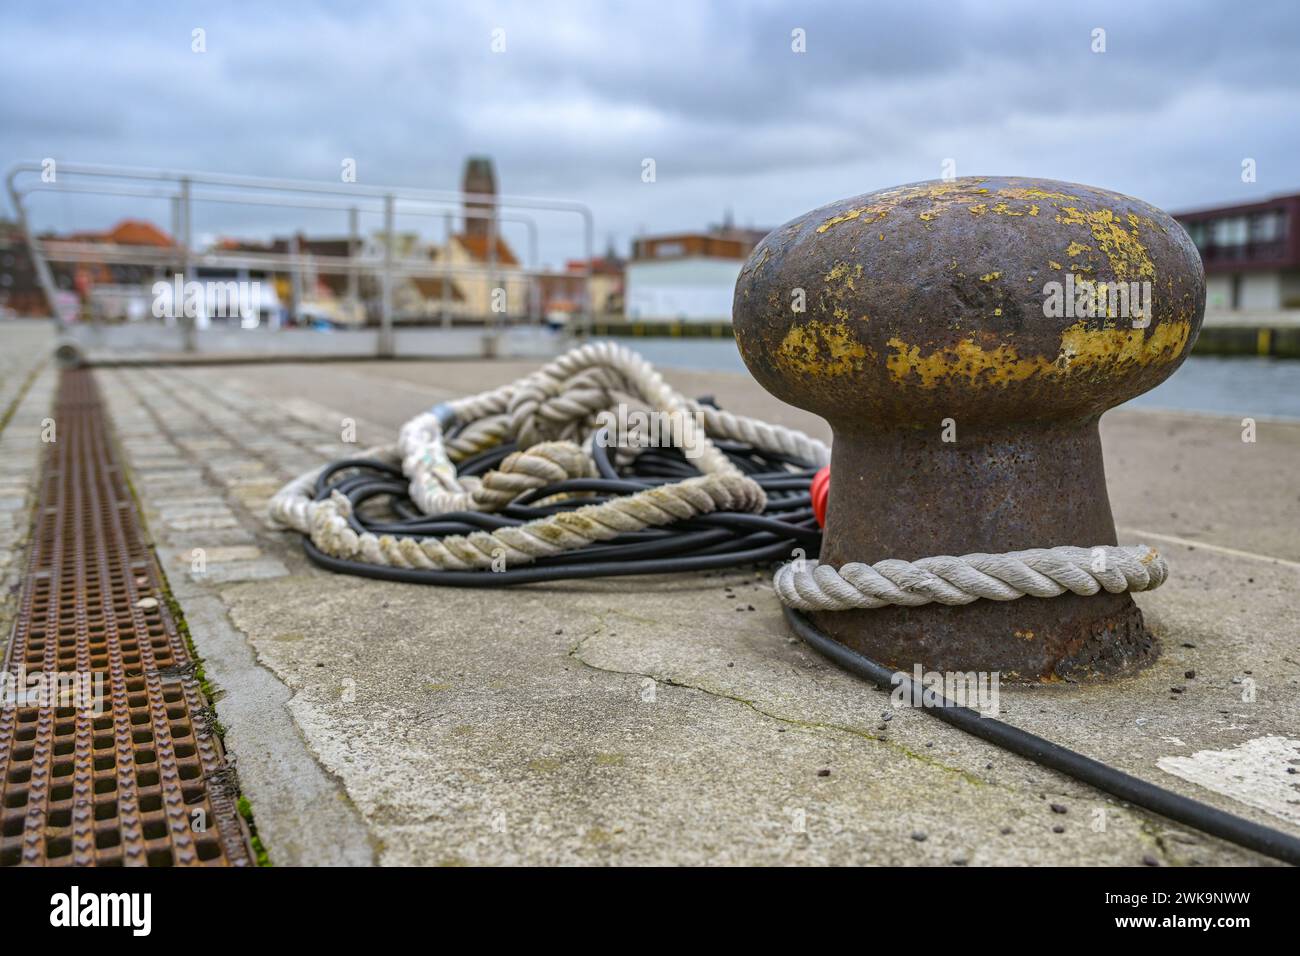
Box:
[63,219,173,247]
[410,277,465,301]
[454,234,519,266]
[106,219,173,246]
[566,256,624,276]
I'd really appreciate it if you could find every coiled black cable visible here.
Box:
[298,418,1299,866]
[303,426,823,585]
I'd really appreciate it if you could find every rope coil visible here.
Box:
[269,341,826,577]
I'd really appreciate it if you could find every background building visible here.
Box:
[1174,193,1300,311]
[624,217,768,323]
[538,250,624,324]
[1,218,174,322]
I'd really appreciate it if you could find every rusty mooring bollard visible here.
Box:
[734,177,1205,680]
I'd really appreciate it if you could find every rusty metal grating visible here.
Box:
[0,369,251,866]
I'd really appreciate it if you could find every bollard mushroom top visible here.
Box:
[732,176,1205,427]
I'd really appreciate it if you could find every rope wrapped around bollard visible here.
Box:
[775,545,1167,611]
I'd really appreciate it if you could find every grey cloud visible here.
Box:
[1,0,1297,262]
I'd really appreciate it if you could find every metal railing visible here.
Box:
[5,161,596,357]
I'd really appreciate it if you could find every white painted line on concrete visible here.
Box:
[1119,526,1300,572]
[1158,736,1300,828]
[1112,407,1300,426]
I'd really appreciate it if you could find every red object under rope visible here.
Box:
[810,465,830,528]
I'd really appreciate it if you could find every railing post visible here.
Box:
[527,219,539,325]
[4,184,61,330]
[346,205,360,324]
[169,193,181,280]
[179,176,195,352]
[487,213,498,330]
[288,233,303,322]
[582,209,594,338]
[379,193,395,358]
[441,210,451,328]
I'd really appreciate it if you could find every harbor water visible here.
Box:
[616,338,1300,421]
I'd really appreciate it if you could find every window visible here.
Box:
[1250,210,1286,243]
[1211,216,1249,246]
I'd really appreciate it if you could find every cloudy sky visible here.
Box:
[2,0,1298,265]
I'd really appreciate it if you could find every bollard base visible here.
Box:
[811,420,1163,682]
[810,590,1158,683]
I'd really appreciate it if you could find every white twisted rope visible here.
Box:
[774,545,1168,611]
[402,440,596,515]
[306,472,764,571]
[269,442,401,536]
[267,341,1169,609]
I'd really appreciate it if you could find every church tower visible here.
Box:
[461,156,497,239]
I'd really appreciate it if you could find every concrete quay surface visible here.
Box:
[1,319,1298,866]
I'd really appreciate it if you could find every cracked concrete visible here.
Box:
[219,572,1139,865]
[215,555,1286,866]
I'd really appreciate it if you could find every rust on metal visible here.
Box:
[0,369,252,866]
[733,176,1206,681]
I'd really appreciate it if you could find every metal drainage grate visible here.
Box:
[0,369,252,866]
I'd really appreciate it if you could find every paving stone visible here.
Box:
[167,544,264,565]
[165,512,241,531]
[163,527,258,548]
[192,558,290,584]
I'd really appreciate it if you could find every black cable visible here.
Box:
[303,534,799,585]
[304,426,821,583]
[783,606,1300,867]
[457,443,518,476]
